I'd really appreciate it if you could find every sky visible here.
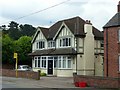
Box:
[0,0,119,31]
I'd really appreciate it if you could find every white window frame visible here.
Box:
[36,41,45,50]
[48,41,55,48]
[34,56,47,68]
[58,56,72,69]
[59,37,71,47]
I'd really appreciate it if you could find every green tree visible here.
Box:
[19,24,36,36]
[2,35,15,64]
[8,21,21,40]
[15,36,32,65]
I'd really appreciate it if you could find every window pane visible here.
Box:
[58,60,61,68]
[44,60,46,68]
[69,38,71,46]
[63,39,65,46]
[42,60,46,68]
[54,60,57,68]
[63,59,66,68]
[38,60,40,67]
[68,60,71,68]
[60,39,62,47]
[66,38,68,46]
[43,42,45,48]
[35,60,37,67]
[36,42,38,49]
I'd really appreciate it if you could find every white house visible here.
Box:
[29,16,104,77]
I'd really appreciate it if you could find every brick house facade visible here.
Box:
[103,1,120,78]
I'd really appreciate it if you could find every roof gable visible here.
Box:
[31,27,48,43]
[53,22,74,40]
[103,12,120,28]
[32,16,103,41]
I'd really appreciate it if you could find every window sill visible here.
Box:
[57,68,72,70]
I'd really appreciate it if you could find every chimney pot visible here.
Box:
[117,1,120,12]
[85,20,92,25]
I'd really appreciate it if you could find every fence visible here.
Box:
[2,69,40,80]
[73,73,120,89]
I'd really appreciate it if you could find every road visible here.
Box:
[1,76,118,90]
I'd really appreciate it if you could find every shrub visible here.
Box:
[40,72,47,76]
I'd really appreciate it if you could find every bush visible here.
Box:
[40,72,47,76]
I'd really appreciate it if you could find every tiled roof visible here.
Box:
[39,27,49,39]
[37,16,103,40]
[103,12,120,28]
[28,48,77,56]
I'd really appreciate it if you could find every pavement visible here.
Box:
[1,76,119,90]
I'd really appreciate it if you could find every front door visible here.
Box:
[48,60,53,74]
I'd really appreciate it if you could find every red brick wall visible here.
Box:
[104,27,119,78]
[2,69,40,80]
[73,74,120,88]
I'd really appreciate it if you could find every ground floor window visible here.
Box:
[34,56,47,68]
[33,56,72,69]
[58,56,72,69]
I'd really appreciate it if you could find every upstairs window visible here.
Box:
[60,38,71,47]
[36,41,45,49]
[48,41,55,48]
[100,40,104,48]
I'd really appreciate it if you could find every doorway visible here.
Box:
[48,60,53,75]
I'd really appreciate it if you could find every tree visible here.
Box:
[2,35,15,64]
[8,21,19,29]
[19,24,36,36]
[8,21,21,40]
[15,36,32,65]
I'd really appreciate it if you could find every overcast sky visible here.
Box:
[0,0,119,31]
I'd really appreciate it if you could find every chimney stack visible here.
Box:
[117,1,120,12]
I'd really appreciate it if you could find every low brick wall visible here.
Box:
[73,74,120,89]
[2,69,40,80]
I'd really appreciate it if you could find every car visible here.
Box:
[17,65,32,71]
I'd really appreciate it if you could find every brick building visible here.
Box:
[103,1,120,78]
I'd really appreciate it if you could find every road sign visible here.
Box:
[14,53,17,59]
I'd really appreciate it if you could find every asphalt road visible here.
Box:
[1,76,119,90]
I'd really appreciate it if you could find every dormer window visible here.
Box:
[48,41,55,48]
[60,37,71,47]
[36,41,45,49]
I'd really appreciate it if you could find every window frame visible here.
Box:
[58,56,72,69]
[48,41,55,48]
[36,41,45,50]
[59,37,71,47]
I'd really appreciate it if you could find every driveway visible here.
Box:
[2,76,117,90]
[2,76,75,88]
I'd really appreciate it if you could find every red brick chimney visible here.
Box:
[118,1,120,12]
